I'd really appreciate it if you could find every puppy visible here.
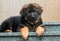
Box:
[0,3,45,40]
[18,3,45,39]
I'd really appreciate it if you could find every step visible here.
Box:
[0,22,60,41]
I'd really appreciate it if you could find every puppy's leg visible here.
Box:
[5,29,12,32]
[36,26,45,36]
[20,26,29,40]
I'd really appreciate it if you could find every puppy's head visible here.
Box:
[20,3,43,22]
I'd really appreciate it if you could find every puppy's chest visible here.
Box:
[26,23,35,28]
[21,20,40,31]
[24,21,40,30]
[24,23,36,31]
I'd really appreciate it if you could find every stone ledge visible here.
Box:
[0,31,60,37]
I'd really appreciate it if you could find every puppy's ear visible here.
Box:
[39,7,43,15]
[19,8,26,16]
[32,3,43,15]
[19,4,29,16]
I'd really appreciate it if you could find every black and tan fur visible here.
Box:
[0,3,45,39]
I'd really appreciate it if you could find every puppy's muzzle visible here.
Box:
[27,12,38,21]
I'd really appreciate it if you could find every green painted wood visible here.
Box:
[0,22,60,41]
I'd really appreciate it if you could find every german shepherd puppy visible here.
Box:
[0,3,45,39]
[18,3,45,39]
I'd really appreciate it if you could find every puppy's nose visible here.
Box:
[32,15,35,18]
[31,13,35,18]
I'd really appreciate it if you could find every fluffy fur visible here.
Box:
[0,3,45,39]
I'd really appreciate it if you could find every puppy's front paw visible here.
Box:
[20,26,29,40]
[36,26,45,36]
